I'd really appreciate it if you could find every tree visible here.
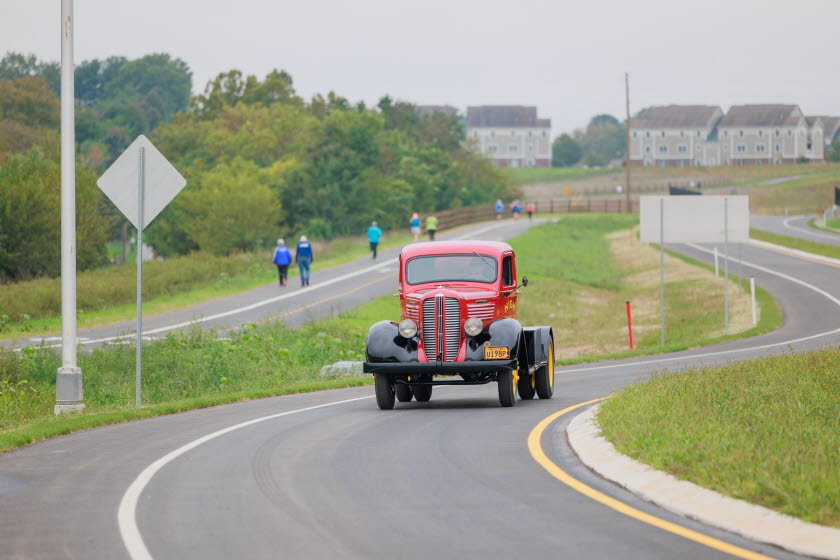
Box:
[552,134,583,167]
[581,151,607,167]
[825,141,840,162]
[0,143,110,282]
[0,52,59,93]
[576,114,625,162]
[176,159,280,255]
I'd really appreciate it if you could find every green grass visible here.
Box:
[597,348,840,528]
[503,167,615,184]
[515,216,781,362]
[750,228,840,260]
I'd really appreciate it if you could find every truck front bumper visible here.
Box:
[363,359,518,377]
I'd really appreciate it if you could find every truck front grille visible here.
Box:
[422,296,461,362]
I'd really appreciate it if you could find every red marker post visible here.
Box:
[625,301,634,350]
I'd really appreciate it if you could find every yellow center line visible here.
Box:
[748,240,840,269]
[527,399,778,560]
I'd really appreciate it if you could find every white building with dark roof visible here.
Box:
[630,105,724,167]
[717,104,823,164]
[465,106,551,168]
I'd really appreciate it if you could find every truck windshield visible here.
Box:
[406,254,497,285]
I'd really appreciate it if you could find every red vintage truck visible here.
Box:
[363,240,555,409]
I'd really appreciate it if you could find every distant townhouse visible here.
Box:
[716,105,823,165]
[465,106,551,168]
[817,116,840,146]
[629,105,724,167]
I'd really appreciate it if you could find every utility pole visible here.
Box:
[625,72,632,213]
[56,0,84,414]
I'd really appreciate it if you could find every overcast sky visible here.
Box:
[2,0,839,135]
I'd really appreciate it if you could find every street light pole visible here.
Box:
[56,0,84,414]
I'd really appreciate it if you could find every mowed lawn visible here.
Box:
[597,349,840,528]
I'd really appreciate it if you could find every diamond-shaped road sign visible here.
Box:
[97,134,186,230]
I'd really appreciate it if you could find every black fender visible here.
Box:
[465,318,523,361]
[522,326,554,369]
[365,320,419,363]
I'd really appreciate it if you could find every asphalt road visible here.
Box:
[1,216,838,559]
[751,213,840,246]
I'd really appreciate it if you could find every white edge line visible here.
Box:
[118,395,372,560]
[782,215,840,242]
[559,242,840,374]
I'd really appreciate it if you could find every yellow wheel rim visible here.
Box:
[548,343,554,387]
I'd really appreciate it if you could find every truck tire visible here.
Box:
[413,384,433,402]
[375,373,395,410]
[498,370,517,407]
[395,382,413,402]
[535,336,555,399]
[518,373,535,400]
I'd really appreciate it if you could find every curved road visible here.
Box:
[2,218,839,559]
[751,213,840,246]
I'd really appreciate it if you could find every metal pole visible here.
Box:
[625,72,631,213]
[136,146,145,408]
[660,197,665,346]
[750,276,757,326]
[724,198,729,335]
[55,0,84,414]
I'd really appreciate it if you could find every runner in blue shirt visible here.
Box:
[366,221,383,260]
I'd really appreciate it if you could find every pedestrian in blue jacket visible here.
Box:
[295,235,313,286]
[272,238,292,286]
[366,221,383,260]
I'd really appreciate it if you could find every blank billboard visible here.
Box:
[640,196,749,243]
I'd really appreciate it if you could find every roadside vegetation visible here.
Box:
[749,228,840,260]
[515,215,779,361]
[597,348,840,528]
[0,215,782,453]
[0,231,413,337]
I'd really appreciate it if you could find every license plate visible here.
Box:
[484,346,510,359]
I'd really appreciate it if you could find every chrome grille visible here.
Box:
[422,296,461,362]
[404,304,419,322]
[467,302,494,320]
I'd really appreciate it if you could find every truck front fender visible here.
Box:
[365,320,419,363]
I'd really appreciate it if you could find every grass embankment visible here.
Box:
[0,296,395,452]
[515,216,780,361]
[750,228,840,260]
[0,214,781,452]
[809,216,840,234]
[0,231,415,337]
[746,168,840,215]
[597,349,840,528]
[503,167,614,184]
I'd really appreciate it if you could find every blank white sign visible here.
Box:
[639,196,749,243]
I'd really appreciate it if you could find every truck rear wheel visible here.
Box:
[413,384,433,402]
[518,373,535,400]
[395,382,413,402]
[535,336,555,399]
[374,373,396,409]
[498,370,517,407]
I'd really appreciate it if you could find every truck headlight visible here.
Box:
[464,317,483,336]
[398,319,418,338]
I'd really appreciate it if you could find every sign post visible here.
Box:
[640,196,749,344]
[98,135,185,407]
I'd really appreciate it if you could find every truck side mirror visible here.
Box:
[521,276,528,287]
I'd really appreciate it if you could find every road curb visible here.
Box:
[567,405,840,560]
